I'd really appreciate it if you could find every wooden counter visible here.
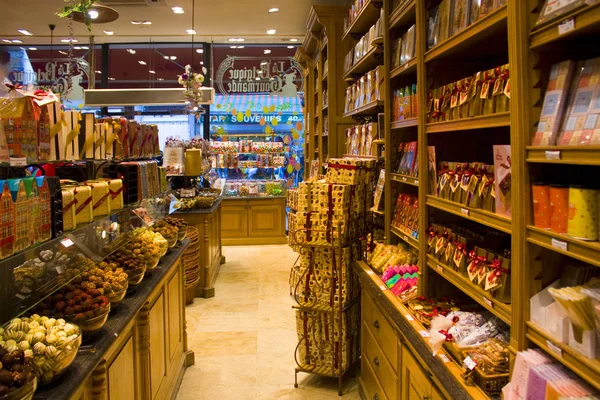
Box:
[175,198,223,298]
[221,196,287,245]
[34,241,192,400]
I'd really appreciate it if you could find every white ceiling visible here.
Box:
[0,0,346,45]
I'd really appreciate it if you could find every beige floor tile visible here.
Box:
[179,354,257,389]
[257,327,298,354]
[191,331,257,356]
[177,384,257,400]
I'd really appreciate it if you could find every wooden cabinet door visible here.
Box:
[108,337,136,400]
[248,204,284,238]
[166,269,182,363]
[221,204,248,238]
[402,345,432,400]
[432,385,444,400]
[149,293,166,400]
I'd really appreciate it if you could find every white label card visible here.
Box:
[483,297,493,308]
[439,354,450,363]
[547,340,563,357]
[551,238,568,251]
[461,208,470,216]
[545,150,561,160]
[9,157,27,167]
[367,270,375,275]
[61,238,74,248]
[405,314,414,321]
[558,17,575,35]
[464,356,477,370]
[419,330,430,338]
[379,285,387,291]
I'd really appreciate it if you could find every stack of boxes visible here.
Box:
[289,157,375,374]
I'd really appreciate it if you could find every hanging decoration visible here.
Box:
[178,64,208,116]
[56,0,95,31]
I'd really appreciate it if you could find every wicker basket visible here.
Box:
[470,368,509,396]
[185,277,200,305]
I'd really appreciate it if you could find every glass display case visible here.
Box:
[0,194,179,325]
[223,179,286,197]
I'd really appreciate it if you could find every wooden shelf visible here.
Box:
[424,6,508,63]
[342,0,382,41]
[427,256,511,324]
[426,112,511,133]
[527,226,600,268]
[526,146,600,166]
[390,57,417,79]
[526,322,600,392]
[426,195,512,234]
[343,100,383,118]
[353,260,494,400]
[390,173,419,187]
[391,118,418,130]
[390,225,419,250]
[390,0,416,30]
[530,4,600,49]
[342,46,383,79]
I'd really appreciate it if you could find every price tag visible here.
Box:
[545,150,561,160]
[415,180,419,185]
[547,340,563,357]
[402,176,407,182]
[9,157,27,167]
[464,356,477,370]
[405,314,414,321]
[367,270,375,275]
[460,208,470,216]
[55,265,65,275]
[551,238,568,251]
[483,297,493,308]
[419,330,430,338]
[61,238,74,248]
[436,265,444,274]
[558,17,575,35]
[439,354,450,363]
[379,285,387,291]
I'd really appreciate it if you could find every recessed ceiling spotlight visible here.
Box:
[142,21,152,25]
[186,29,196,35]
[268,7,279,13]
[131,20,150,25]
[11,39,23,44]
[289,38,298,42]
[58,50,68,55]
[163,55,169,60]
[157,78,164,81]
[267,29,276,35]
[170,56,177,60]
[61,38,77,43]
[127,49,136,54]
[228,38,244,42]
[103,30,114,35]
[255,77,260,81]
[196,49,203,53]
[88,9,99,19]
[200,61,204,64]
[17,29,33,36]
[287,45,294,49]
[131,20,141,25]
[230,46,237,49]
[171,6,184,14]
[138,60,147,65]
[81,46,89,50]
[264,49,271,54]
[261,61,268,66]
[95,70,102,74]
[108,77,115,81]
[237,46,244,48]
[1,40,11,43]
[149,70,156,74]
[28,47,37,50]
[74,46,82,50]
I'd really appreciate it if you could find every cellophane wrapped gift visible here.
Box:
[0,180,15,259]
[61,188,77,231]
[295,302,360,371]
[85,180,111,217]
[35,177,52,243]
[8,179,30,252]
[326,158,375,185]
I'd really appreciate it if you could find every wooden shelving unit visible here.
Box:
[301,0,600,398]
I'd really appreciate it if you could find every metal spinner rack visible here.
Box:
[289,219,369,396]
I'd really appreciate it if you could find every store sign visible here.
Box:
[215,56,302,97]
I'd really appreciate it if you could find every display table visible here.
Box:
[34,240,192,400]
[221,196,287,245]
[175,198,223,298]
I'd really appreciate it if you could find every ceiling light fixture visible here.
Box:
[268,7,279,13]
[172,6,184,14]
[228,38,244,42]
[264,49,271,54]
[131,20,141,25]
[103,30,114,35]
[1,39,11,43]
[149,70,156,74]
[255,77,260,81]
[186,29,196,35]
[28,47,37,50]
[142,21,152,25]
[289,38,298,42]
[82,46,89,50]
[72,3,119,24]
[88,9,99,19]
[163,55,169,60]
[74,46,82,50]
[200,61,204,64]
[287,45,294,49]
[95,70,102,74]
[170,56,177,60]
[237,45,244,48]
[127,49,136,54]
[11,39,23,44]
[157,78,164,81]
[196,49,203,53]
[267,29,276,35]
[138,60,147,65]
[61,38,77,43]
[17,29,33,36]
[58,50,68,55]
[230,46,237,49]
[108,77,115,81]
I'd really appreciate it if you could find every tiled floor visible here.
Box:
[176,245,360,400]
